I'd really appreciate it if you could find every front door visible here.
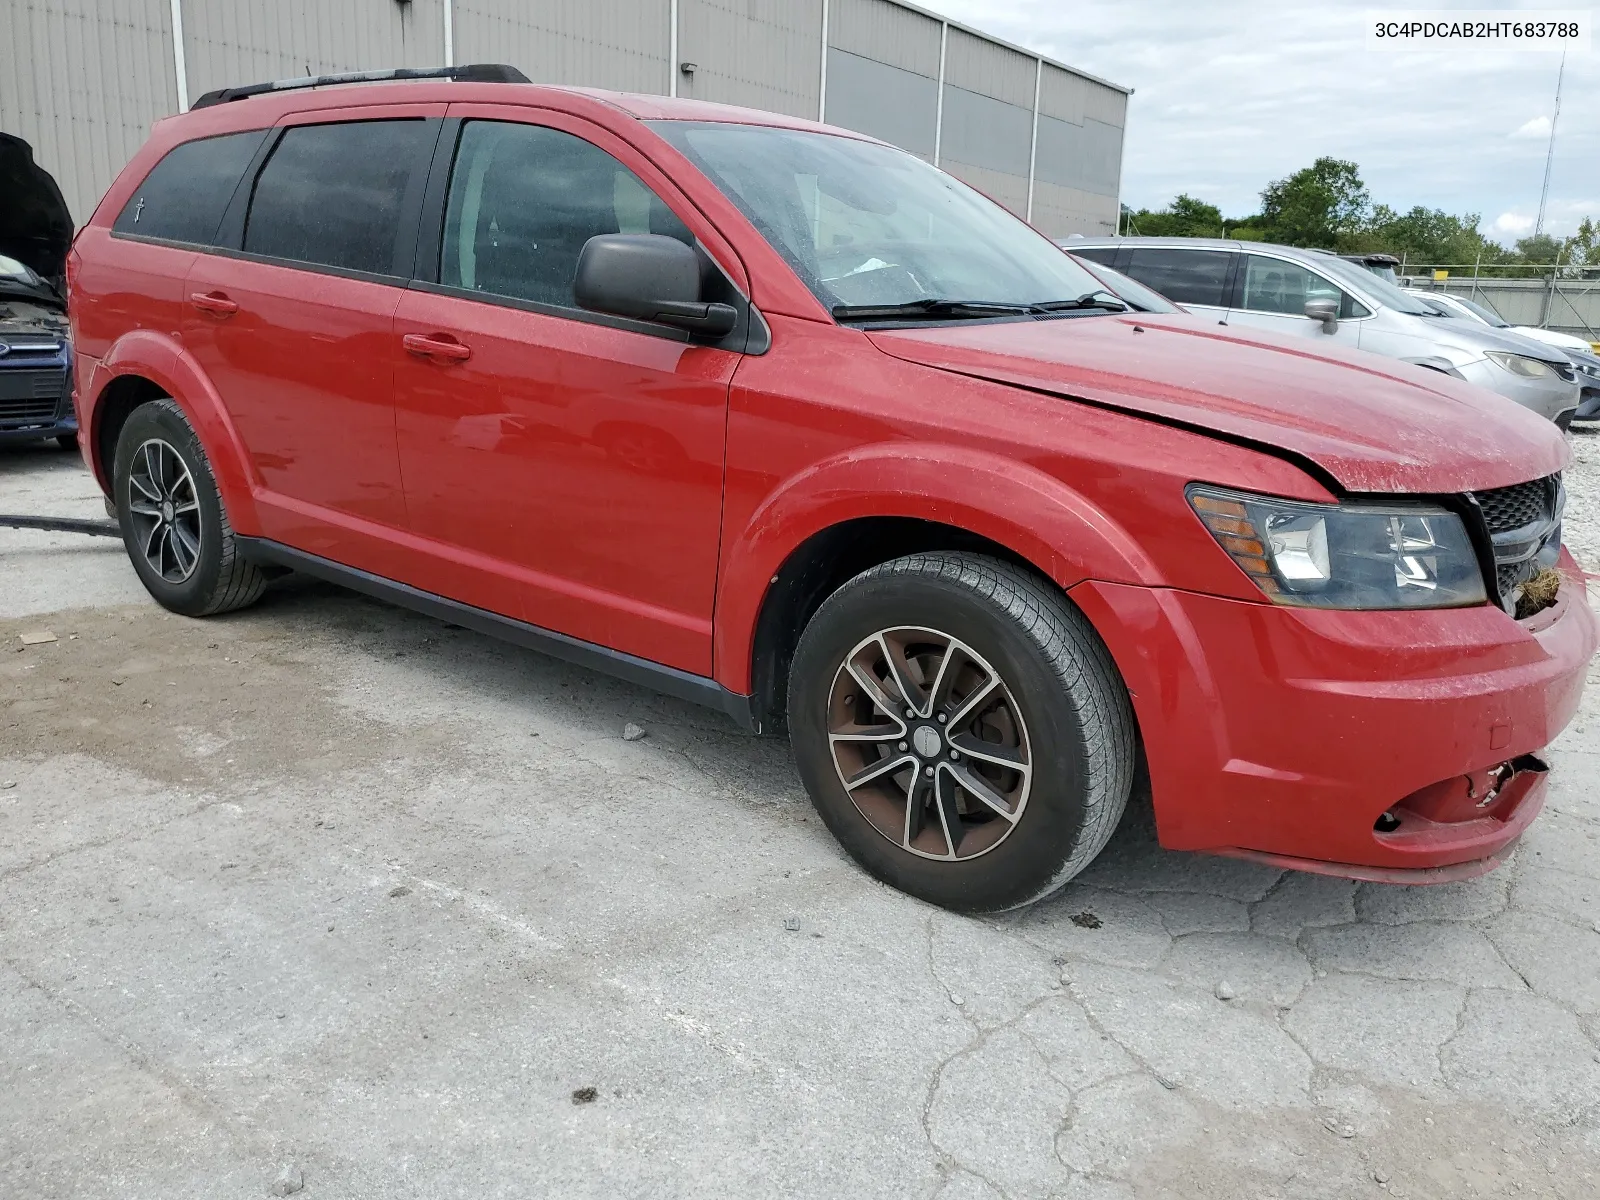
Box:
[1223,252,1365,348]
[391,113,739,676]
[181,111,441,561]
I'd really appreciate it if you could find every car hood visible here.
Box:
[1426,315,1579,364]
[867,313,1567,494]
[0,133,73,293]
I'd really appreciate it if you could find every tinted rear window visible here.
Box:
[1070,245,1117,266]
[244,120,433,276]
[1123,248,1232,308]
[113,130,267,245]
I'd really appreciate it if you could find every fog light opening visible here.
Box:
[1374,811,1402,834]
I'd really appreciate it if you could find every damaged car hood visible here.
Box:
[868,313,1567,494]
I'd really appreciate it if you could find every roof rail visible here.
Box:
[190,64,530,110]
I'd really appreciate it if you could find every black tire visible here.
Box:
[56,432,79,452]
[113,398,267,617]
[788,553,1135,913]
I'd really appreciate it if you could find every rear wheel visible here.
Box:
[113,398,266,616]
[788,552,1135,912]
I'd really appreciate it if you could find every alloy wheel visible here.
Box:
[127,438,202,584]
[826,626,1032,861]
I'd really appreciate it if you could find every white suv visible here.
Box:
[1064,237,1580,428]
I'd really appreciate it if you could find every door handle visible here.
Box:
[189,291,239,317]
[403,333,472,363]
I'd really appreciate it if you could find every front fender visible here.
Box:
[712,441,1162,692]
[89,330,262,534]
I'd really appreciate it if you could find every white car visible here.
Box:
[1405,289,1595,354]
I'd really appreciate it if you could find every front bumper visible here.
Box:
[1573,386,1600,421]
[1457,357,1580,424]
[1073,549,1596,879]
[0,411,76,444]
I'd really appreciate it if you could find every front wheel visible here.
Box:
[113,398,267,617]
[788,553,1135,913]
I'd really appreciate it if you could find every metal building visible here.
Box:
[2,0,1128,237]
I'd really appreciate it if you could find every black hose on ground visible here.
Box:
[0,513,121,537]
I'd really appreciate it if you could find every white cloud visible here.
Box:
[916,0,1599,229]
[1493,211,1535,236]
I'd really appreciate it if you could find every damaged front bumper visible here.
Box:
[1073,548,1597,882]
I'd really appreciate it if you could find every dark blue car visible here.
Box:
[0,132,76,450]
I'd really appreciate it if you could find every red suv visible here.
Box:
[69,67,1595,911]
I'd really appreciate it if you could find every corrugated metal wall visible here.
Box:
[1,0,178,223]
[182,0,446,101]
[0,0,1125,236]
[453,0,669,93]
[677,0,823,119]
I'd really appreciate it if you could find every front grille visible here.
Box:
[1553,362,1576,384]
[1470,474,1563,608]
[1475,477,1553,533]
[0,369,66,424]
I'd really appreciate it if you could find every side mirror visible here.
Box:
[575,234,737,338]
[1303,297,1339,332]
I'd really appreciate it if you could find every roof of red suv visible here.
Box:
[173,72,871,139]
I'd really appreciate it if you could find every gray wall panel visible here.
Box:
[942,25,1033,108]
[1034,114,1121,198]
[678,0,822,119]
[1084,80,1126,128]
[938,84,1031,178]
[182,0,446,100]
[454,0,669,93]
[1,0,177,223]
[829,0,940,77]
[1038,63,1085,125]
[942,159,1028,218]
[823,48,936,158]
[1031,179,1117,237]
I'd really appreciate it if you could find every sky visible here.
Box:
[919,0,1597,245]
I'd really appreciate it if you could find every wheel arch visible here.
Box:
[86,331,261,533]
[718,444,1160,730]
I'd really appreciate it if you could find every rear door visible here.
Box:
[182,107,441,563]
[1223,252,1366,348]
[1119,246,1236,324]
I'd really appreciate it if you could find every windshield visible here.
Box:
[1071,256,1181,313]
[649,122,1107,316]
[1317,255,1439,315]
[1448,295,1509,326]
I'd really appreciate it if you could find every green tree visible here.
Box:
[1345,205,1496,266]
[1512,233,1563,264]
[1259,157,1369,248]
[1123,193,1224,238]
[1560,217,1599,269]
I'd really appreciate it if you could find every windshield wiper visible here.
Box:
[831,298,1038,321]
[1030,290,1129,313]
[832,291,1129,322]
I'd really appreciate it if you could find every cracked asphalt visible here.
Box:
[3,430,1599,1200]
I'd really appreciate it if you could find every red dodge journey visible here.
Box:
[68,66,1596,911]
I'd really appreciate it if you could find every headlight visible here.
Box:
[1577,361,1600,380]
[1188,486,1487,609]
[1486,351,1552,378]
